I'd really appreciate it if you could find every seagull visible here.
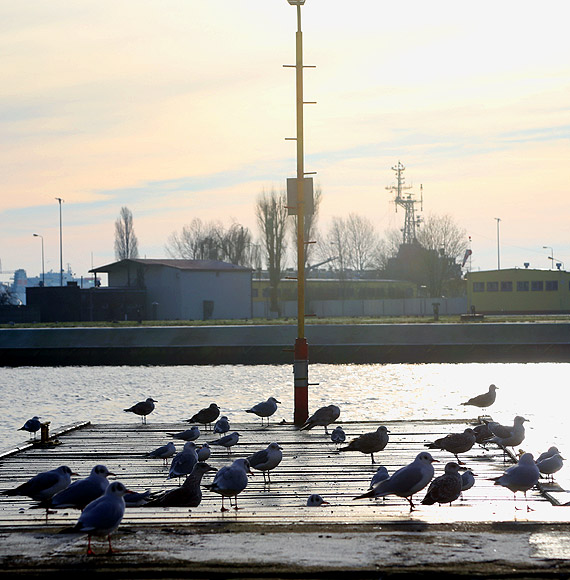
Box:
[197,443,211,462]
[208,431,240,452]
[330,426,346,447]
[461,469,476,493]
[247,442,283,484]
[339,426,389,464]
[426,428,476,463]
[69,481,129,555]
[307,494,329,506]
[168,426,201,441]
[473,423,494,446]
[245,397,280,426]
[369,466,390,490]
[461,384,498,408]
[145,462,217,507]
[205,458,251,511]
[492,452,540,510]
[537,446,561,462]
[486,416,528,452]
[146,441,177,465]
[2,465,75,502]
[124,397,157,424]
[421,462,463,506]
[42,465,115,510]
[168,442,198,481]
[185,403,220,430]
[18,416,42,439]
[213,416,230,436]
[536,452,564,482]
[354,452,438,510]
[300,405,340,435]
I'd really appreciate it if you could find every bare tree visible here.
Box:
[219,223,252,266]
[114,206,139,260]
[416,213,467,262]
[165,218,223,260]
[344,213,378,271]
[256,188,288,314]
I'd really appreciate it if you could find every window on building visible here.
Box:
[545,280,558,291]
[500,281,513,292]
[486,281,499,292]
[473,282,485,292]
[531,280,544,291]
[517,281,529,292]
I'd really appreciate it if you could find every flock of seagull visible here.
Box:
[5,384,565,555]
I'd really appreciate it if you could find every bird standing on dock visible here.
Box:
[43,464,115,510]
[185,403,220,430]
[247,442,283,484]
[339,426,390,464]
[300,405,340,435]
[209,431,240,452]
[124,397,157,424]
[168,426,201,441]
[168,442,198,481]
[354,452,438,510]
[2,465,75,502]
[330,426,346,447]
[146,462,217,507]
[18,416,42,439]
[461,384,498,408]
[492,452,540,510]
[205,458,251,511]
[146,441,176,465]
[307,494,329,506]
[486,415,528,452]
[421,462,463,506]
[245,397,280,426]
[69,481,128,555]
[460,469,476,495]
[197,443,211,462]
[537,446,561,462]
[425,428,476,464]
[536,452,564,481]
[213,416,230,436]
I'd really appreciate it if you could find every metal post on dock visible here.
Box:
[285,0,310,425]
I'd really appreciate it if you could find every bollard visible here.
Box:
[432,302,440,321]
[40,421,51,445]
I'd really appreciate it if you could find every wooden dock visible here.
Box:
[0,418,568,529]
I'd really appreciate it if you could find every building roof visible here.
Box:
[90,259,252,274]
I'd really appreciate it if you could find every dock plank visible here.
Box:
[0,419,560,528]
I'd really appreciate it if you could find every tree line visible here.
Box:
[114,187,467,310]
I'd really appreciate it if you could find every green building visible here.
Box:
[466,267,570,314]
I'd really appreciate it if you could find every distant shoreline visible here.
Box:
[1,322,569,365]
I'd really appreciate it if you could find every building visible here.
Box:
[466,267,570,314]
[91,259,252,321]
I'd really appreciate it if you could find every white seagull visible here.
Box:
[168,442,198,481]
[18,416,42,439]
[492,452,540,510]
[146,441,177,465]
[307,494,329,507]
[214,416,230,436]
[300,405,341,435]
[245,397,281,426]
[205,458,251,511]
[70,481,129,555]
[2,465,75,502]
[354,452,438,510]
[247,442,283,484]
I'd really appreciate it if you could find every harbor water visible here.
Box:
[1,362,568,470]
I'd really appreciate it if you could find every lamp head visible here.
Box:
[287,0,306,4]
[33,233,40,237]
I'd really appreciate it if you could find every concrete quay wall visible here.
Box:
[0,323,569,365]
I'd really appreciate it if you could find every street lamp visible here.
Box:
[32,233,45,286]
[494,218,501,270]
[543,246,553,270]
[55,197,64,286]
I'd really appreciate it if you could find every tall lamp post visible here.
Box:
[286,0,309,425]
[55,197,64,286]
[32,233,45,286]
[543,246,553,269]
[494,217,501,270]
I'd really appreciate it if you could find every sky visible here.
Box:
[1,0,569,283]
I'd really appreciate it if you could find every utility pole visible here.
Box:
[495,217,501,270]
